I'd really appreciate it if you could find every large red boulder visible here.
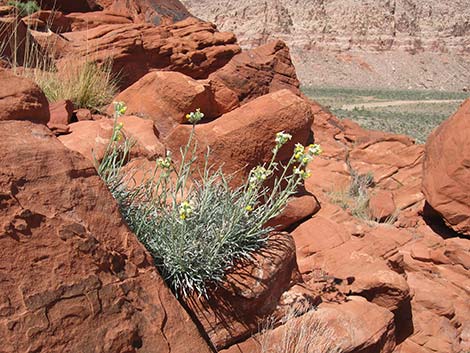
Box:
[58,116,165,162]
[164,89,313,184]
[422,99,470,236]
[0,69,49,124]
[61,17,240,88]
[209,40,301,105]
[0,121,212,353]
[110,71,237,136]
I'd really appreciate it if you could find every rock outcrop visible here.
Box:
[0,69,49,124]
[422,99,470,236]
[60,17,240,88]
[101,0,192,25]
[164,89,313,183]
[0,2,469,353]
[0,121,212,353]
[209,40,300,104]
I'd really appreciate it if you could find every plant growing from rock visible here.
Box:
[98,103,322,297]
[259,308,341,353]
[34,59,119,111]
[1,10,118,111]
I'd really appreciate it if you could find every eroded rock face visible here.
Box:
[36,0,102,12]
[103,0,192,25]
[0,121,212,353]
[164,89,313,184]
[209,40,300,105]
[422,99,470,236]
[110,71,235,137]
[0,69,49,124]
[181,0,470,90]
[60,17,240,88]
[184,232,300,350]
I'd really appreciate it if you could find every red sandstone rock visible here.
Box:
[74,108,93,121]
[0,69,49,124]
[0,16,42,67]
[291,215,351,259]
[61,18,240,88]
[0,120,212,353]
[66,11,132,31]
[110,71,231,136]
[266,191,321,231]
[165,89,313,184]
[210,40,301,105]
[183,232,299,350]
[103,0,192,25]
[58,116,164,162]
[422,99,470,236]
[48,99,74,126]
[369,190,396,222]
[23,10,73,33]
[293,218,411,313]
[222,298,396,353]
[36,0,102,12]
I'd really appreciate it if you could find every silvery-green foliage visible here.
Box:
[98,104,321,297]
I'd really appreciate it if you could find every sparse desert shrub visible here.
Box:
[98,103,322,296]
[32,60,119,110]
[329,170,373,220]
[1,11,118,111]
[259,308,341,353]
[7,1,40,17]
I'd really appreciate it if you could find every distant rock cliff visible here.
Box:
[181,0,470,90]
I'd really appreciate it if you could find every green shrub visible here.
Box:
[98,104,322,297]
[7,1,40,17]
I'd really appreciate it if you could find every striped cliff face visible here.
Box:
[180,0,470,90]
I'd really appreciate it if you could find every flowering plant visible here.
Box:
[98,104,321,297]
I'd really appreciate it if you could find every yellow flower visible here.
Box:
[245,205,253,212]
[179,200,193,220]
[186,109,204,124]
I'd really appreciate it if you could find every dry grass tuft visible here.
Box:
[259,309,341,353]
[31,59,119,111]
[1,14,119,111]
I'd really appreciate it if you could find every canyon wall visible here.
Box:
[181,0,470,90]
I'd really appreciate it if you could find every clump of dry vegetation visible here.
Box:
[32,59,119,111]
[258,309,341,353]
[329,169,374,221]
[1,8,118,111]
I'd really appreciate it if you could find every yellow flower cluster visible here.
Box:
[113,101,127,117]
[186,109,205,124]
[179,200,193,220]
[112,121,124,142]
[156,152,172,170]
